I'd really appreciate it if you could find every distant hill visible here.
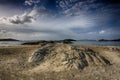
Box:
[63,39,76,41]
[112,39,120,41]
[62,39,76,44]
[0,38,19,41]
[98,39,120,42]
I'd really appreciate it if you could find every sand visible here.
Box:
[0,44,120,80]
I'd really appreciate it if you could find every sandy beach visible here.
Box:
[0,43,120,80]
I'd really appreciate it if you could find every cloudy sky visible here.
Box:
[0,0,120,40]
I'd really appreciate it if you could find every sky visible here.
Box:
[0,0,120,40]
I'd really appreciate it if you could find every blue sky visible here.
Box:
[0,0,120,40]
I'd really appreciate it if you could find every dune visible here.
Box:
[0,43,120,80]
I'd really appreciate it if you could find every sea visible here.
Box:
[0,41,120,46]
[0,41,25,46]
[73,41,120,46]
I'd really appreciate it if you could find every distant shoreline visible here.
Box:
[0,38,120,46]
[0,38,19,41]
[0,38,120,42]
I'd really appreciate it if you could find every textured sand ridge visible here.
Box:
[0,44,120,80]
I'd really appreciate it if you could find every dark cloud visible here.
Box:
[0,0,25,5]
[103,0,120,4]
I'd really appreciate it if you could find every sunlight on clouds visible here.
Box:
[99,30,105,34]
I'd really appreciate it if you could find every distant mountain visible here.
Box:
[0,38,19,41]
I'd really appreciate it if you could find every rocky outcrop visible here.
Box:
[28,48,49,62]
[28,44,111,72]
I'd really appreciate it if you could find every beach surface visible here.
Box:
[0,43,120,80]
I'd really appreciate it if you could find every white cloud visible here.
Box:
[25,0,40,6]
[0,13,34,25]
[87,32,97,34]
[0,7,41,25]
[57,0,104,17]
[99,30,105,34]
[0,29,13,38]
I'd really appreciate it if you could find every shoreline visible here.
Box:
[1,40,120,46]
[0,43,120,47]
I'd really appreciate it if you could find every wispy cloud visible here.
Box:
[99,30,105,34]
[25,0,40,6]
